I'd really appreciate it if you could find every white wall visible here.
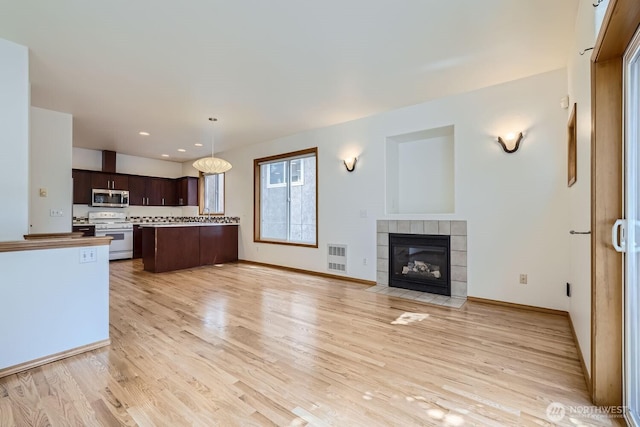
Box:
[0,38,29,241]
[223,69,571,311]
[396,134,454,214]
[29,107,73,233]
[0,244,110,370]
[72,147,183,178]
[567,0,598,376]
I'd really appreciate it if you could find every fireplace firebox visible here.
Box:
[389,233,451,296]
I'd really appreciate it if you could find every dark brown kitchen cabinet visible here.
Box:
[72,225,95,237]
[176,176,198,206]
[91,172,128,190]
[161,178,177,206]
[72,169,92,204]
[128,175,148,206]
[133,225,142,259]
[148,178,176,206]
[129,176,176,206]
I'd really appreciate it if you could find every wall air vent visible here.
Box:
[328,244,347,273]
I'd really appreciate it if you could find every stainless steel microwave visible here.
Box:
[91,189,129,207]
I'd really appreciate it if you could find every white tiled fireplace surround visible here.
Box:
[369,220,467,309]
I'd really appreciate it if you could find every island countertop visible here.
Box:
[137,222,238,227]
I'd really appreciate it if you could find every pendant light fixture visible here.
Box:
[192,117,232,174]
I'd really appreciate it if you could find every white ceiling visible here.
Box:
[0,0,578,162]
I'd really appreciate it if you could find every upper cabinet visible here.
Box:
[72,169,194,207]
[149,178,176,206]
[72,169,92,205]
[128,175,148,206]
[129,175,177,206]
[176,176,198,206]
[91,172,128,190]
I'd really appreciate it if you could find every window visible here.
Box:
[254,148,317,246]
[199,172,225,215]
[267,159,304,188]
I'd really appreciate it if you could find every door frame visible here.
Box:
[591,0,640,406]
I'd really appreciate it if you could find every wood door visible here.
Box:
[128,175,147,206]
[591,0,640,406]
[72,169,92,204]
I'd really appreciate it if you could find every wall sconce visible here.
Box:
[496,132,524,153]
[343,157,357,172]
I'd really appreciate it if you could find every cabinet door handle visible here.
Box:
[162,198,165,206]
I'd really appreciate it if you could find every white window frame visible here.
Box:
[266,159,304,188]
[199,172,225,215]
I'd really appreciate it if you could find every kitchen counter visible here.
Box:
[137,222,238,227]
[142,223,238,273]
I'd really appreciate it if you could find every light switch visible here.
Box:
[39,188,47,197]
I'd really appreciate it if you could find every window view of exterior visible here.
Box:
[255,148,317,246]
[201,173,224,214]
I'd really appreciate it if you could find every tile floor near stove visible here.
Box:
[365,285,467,308]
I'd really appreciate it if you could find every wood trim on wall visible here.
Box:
[591,57,623,407]
[0,339,110,379]
[466,297,568,317]
[238,259,376,286]
[568,312,592,395]
[589,0,640,406]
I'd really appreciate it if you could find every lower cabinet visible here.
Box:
[199,225,238,265]
[72,225,95,237]
[142,225,238,273]
[133,225,142,259]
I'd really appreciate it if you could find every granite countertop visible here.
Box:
[137,222,239,227]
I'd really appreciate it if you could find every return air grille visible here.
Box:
[328,244,347,273]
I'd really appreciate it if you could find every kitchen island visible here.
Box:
[141,223,238,273]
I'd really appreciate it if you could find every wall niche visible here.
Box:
[385,125,455,214]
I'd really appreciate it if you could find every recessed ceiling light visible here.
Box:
[161,154,169,157]
[177,148,186,152]
[139,131,150,136]
[194,143,203,147]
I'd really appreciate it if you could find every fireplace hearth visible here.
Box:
[389,233,450,296]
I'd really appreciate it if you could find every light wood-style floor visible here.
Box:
[0,260,618,426]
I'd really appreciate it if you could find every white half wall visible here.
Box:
[0,38,29,241]
[30,107,73,234]
[567,0,598,377]
[223,69,571,311]
[0,244,110,371]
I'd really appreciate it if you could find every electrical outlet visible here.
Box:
[49,209,63,217]
[519,274,527,284]
[363,257,368,266]
[79,248,97,263]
